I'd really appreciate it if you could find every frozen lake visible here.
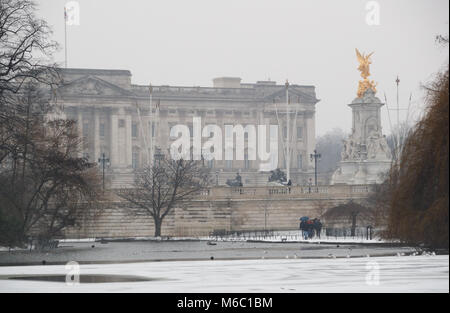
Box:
[0,255,447,293]
[0,240,417,265]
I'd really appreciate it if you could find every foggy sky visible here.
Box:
[36,0,449,136]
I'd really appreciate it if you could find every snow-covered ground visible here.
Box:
[0,241,417,265]
[0,231,389,251]
[200,234,386,244]
[0,255,447,293]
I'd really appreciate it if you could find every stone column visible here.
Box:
[77,109,83,157]
[305,112,315,168]
[93,109,100,162]
[125,114,132,168]
[256,109,264,172]
[110,113,119,167]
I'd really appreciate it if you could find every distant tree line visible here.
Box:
[315,128,346,175]
[315,126,410,176]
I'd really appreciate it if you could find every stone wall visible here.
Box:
[64,185,372,238]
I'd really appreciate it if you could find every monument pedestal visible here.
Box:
[331,160,391,185]
[331,89,392,185]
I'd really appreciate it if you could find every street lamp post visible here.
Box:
[310,149,321,186]
[98,153,110,191]
[395,76,401,160]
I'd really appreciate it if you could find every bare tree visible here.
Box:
[313,199,329,219]
[117,157,211,237]
[0,0,58,99]
[1,0,59,170]
[257,192,273,231]
[386,121,414,162]
[384,65,449,249]
[0,82,104,247]
[364,179,392,232]
[0,1,104,247]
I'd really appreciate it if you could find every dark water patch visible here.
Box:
[2,274,159,283]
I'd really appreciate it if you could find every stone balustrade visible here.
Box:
[194,184,373,200]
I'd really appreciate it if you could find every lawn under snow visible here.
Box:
[0,255,447,293]
[199,235,385,244]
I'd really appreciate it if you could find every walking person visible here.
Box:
[314,219,323,239]
[306,219,315,239]
[299,217,309,240]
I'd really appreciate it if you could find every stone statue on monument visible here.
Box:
[341,139,349,161]
[342,136,361,161]
[367,130,381,159]
[367,129,392,160]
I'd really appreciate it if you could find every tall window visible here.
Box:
[132,123,138,138]
[118,119,125,128]
[150,122,155,137]
[297,154,303,169]
[226,160,232,169]
[244,153,250,169]
[99,123,105,137]
[132,149,139,169]
[283,126,287,139]
[297,127,303,140]
[208,159,214,169]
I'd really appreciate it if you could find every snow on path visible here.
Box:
[0,255,447,293]
[199,236,386,244]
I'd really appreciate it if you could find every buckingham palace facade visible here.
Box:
[56,68,320,188]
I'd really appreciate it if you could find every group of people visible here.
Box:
[299,217,323,240]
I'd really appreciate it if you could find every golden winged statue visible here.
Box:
[355,48,377,98]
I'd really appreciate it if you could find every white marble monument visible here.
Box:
[331,50,392,185]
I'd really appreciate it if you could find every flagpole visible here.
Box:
[64,7,68,68]
[286,79,290,183]
[149,84,154,166]
[396,76,400,160]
